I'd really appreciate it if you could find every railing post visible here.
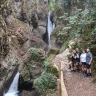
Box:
[59,62,61,79]
[60,61,68,96]
[57,79,61,96]
[58,61,68,96]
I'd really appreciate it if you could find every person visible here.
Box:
[80,50,87,74]
[86,48,93,77]
[71,50,77,72]
[75,48,81,72]
[68,52,74,69]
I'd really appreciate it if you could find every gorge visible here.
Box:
[0,0,96,96]
[0,0,56,96]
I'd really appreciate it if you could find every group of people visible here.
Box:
[69,48,93,77]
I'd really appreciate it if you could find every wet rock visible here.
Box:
[19,75,35,91]
[33,26,46,38]
[29,36,48,50]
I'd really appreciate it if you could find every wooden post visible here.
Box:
[57,79,61,96]
[60,62,68,96]
[59,62,61,79]
[58,61,68,96]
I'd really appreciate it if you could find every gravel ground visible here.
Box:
[63,53,96,96]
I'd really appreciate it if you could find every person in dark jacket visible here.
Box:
[86,48,93,77]
[71,50,77,72]
[75,48,81,72]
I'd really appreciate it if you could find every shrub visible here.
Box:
[34,73,57,95]
[22,48,45,80]
[26,47,45,64]
[48,48,59,55]
[43,55,59,77]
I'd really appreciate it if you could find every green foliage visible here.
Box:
[44,55,55,67]
[34,73,57,95]
[61,0,71,7]
[57,7,96,44]
[22,48,45,80]
[33,54,58,95]
[54,0,96,81]
[43,55,59,77]
[59,40,69,53]
[0,0,8,12]
[92,56,96,82]
[52,25,70,44]
[48,48,59,55]
[27,47,45,64]
[44,65,59,77]
[92,27,96,38]
[49,0,56,11]
[24,49,58,94]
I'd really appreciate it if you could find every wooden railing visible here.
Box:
[57,61,68,96]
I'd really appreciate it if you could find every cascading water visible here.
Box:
[4,72,20,96]
[47,12,55,44]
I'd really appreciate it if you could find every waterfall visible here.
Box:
[47,12,55,44]
[4,72,20,96]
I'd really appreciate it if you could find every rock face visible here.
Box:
[0,0,48,94]
[0,15,9,58]
[21,47,45,80]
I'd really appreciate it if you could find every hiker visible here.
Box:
[72,50,77,72]
[68,52,74,69]
[86,48,93,77]
[80,50,87,74]
[75,48,81,72]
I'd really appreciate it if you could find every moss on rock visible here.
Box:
[26,47,45,63]
[48,48,59,55]
[44,55,59,77]
[21,48,45,80]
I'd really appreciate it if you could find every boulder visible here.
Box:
[29,36,48,51]
[21,48,45,80]
[33,26,46,38]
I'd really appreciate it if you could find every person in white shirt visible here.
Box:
[80,50,86,73]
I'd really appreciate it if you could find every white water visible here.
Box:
[47,12,55,44]
[4,72,20,96]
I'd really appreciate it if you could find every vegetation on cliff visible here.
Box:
[1,0,96,95]
[22,47,58,95]
[51,0,96,81]
[34,73,57,95]
[33,54,58,95]
[22,47,45,80]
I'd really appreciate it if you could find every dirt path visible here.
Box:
[64,61,96,96]
[53,49,96,96]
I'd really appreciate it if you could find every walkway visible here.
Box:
[53,49,96,96]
